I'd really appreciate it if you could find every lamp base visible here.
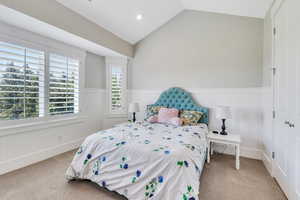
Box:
[220,130,228,135]
[220,119,228,135]
[132,112,136,123]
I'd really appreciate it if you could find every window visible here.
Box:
[0,42,45,120]
[111,66,123,111]
[0,40,81,121]
[49,54,79,116]
[106,57,127,116]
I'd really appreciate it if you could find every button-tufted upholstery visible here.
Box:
[151,87,209,124]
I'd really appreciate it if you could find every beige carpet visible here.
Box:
[0,150,287,200]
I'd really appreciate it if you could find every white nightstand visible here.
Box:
[206,132,241,170]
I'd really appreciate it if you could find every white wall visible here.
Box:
[0,21,108,175]
[129,88,263,159]
[0,89,105,175]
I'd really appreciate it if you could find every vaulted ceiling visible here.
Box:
[56,0,273,44]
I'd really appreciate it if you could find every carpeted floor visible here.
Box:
[0,150,287,200]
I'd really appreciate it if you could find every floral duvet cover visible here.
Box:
[66,122,208,200]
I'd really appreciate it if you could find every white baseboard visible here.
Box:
[0,137,84,175]
[262,152,273,176]
[240,147,262,160]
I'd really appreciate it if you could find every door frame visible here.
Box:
[270,0,285,178]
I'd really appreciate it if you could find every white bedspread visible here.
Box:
[66,122,208,200]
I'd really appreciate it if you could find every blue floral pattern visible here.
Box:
[66,121,208,200]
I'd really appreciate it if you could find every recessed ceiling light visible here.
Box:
[136,14,143,21]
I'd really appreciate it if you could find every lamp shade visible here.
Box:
[128,103,140,113]
[215,106,232,119]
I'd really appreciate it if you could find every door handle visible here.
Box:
[284,121,290,125]
[289,123,295,128]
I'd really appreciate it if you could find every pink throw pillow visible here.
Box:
[147,115,158,123]
[158,108,179,123]
[168,117,183,126]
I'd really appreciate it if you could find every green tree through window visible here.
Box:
[0,42,44,120]
[48,54,79,115]
[0,41,79,120]
[0,65,40,119]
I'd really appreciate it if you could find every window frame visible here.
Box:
[48,52,80,117]
[0,22,86,128]
[106,57,128,117]
[0,40,46,120]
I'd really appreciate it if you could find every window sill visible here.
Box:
[0,115,87,137]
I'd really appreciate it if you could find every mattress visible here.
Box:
[66,121,208,200]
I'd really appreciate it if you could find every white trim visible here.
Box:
[263,0,283,183]
[257,0,282,176]
[0,21,87,127]
[0,137,84,175]
[84,88,106,94]
[106,57,128,117]
[262,151,273,176]
[271,0,284,19]
[0,116,87,137]
[128,87,263,95]
[0,21,86,59]
[105,113,128,119]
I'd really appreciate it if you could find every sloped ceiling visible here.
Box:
[181,0,273,19]
[56,0,273,44]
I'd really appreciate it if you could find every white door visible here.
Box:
[288,0,300,199]
[274,0,300,199]
[273,1,291,197]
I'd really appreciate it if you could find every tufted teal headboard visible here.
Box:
[151,87,209,125]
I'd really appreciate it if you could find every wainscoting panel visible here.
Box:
[129,88,263,159]
[0,89,105,175]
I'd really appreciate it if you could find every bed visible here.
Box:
[66,87,209,200]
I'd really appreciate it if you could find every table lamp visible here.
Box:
[216,106,232,135]
[128,103,140,122]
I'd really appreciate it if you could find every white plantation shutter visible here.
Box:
[49,53,79,116]
[106,57,127,115]
[111,66,123,111]
[0,41,45,120]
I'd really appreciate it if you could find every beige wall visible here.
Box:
[0,0,133,57]
[129,10,264,89]
[85,52,106,89]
